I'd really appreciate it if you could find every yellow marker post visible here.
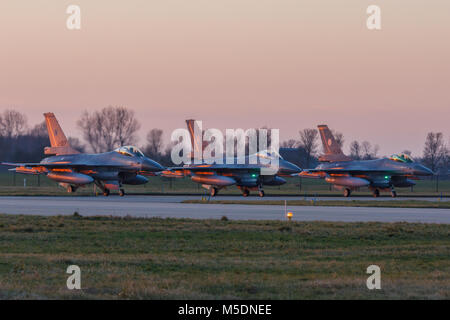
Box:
[287,211,293,221]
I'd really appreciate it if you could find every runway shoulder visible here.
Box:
[0,195,449,223]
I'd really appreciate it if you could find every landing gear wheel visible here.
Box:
[373,189,380,198]
[258,190,265,197]
[343,188,351,197]
[391,190,397,198]
[242,189,250,197]
[67,185,75,193]
[210,187,218,197]
[119,189,125,197]
[103,188,110,197]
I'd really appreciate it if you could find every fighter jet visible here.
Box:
[2,113,164,196]
[161,120,301,197]
[299,125,433,197]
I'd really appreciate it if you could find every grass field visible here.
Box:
[0,172,449,197]
[0,214,449,299]
[183,199,450,209]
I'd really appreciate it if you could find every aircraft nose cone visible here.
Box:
[279,160,302,175]
[414,164,434,176]
[142,158,165,172]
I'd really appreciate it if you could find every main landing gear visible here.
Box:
[239,186,265,197]
[372,189,380,198]
[371,188,397,198]
[66,185,77,193]
[343,188,351,197]
[95,181,111,197]
[93,181,126,197]
[390,189,397,198]
[257,185,265,198]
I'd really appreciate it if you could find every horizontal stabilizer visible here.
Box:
[44,146,79,156]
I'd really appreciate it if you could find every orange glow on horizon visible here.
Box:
[0,1,448,156]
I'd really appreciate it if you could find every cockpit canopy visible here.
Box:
[390,153,414,163]
[255,149,284,160]
[115,146,145,158]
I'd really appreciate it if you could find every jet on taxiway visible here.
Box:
[300,125,433,197]
[161,120,301,197]
[3,113,164,196]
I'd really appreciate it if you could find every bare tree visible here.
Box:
[77,106,141,152]
[160,140,178,166]
[68,137,86,153]
[444,140,450,174]
[78,111,108,152]
[255,126,272,151]
[349,141,361,160]
[331,130,344,149]
[242,126,273,154]
[299,128,318,168]
[361,141,379,160]
[422,132,447,173]
[0,110,28,138]
[402,150,412,156]
[281,139,298,148]
[29,121,47,137]
[145,128,164,159]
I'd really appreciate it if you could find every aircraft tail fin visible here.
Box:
[43,113,80,155]
[317,125,352,162]
[186,119,207,160]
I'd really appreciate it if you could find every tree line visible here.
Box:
[0,107,448,176]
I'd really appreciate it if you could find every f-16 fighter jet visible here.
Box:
[300,125,433,197]
[3,113,164,196]
[161,120,301,197]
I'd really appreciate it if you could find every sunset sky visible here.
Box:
[0,0,449,156]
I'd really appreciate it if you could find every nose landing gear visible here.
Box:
[210,187,218,197]
[66,185,77,193]
[257,185,265,197]
[343,188,351,197]
[390,189,397,198]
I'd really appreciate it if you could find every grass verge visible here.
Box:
[182,199,450,209]
[0,214,449,299]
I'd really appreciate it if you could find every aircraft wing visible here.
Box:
[160,164,262,178]
[170,164,261,171]
[2,162,133,174]
[300,168,400,177]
